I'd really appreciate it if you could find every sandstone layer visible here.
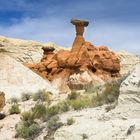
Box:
[0,36,63,63]
[26,19,120,92]
[117,50,140,74]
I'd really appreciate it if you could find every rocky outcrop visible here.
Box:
[0,53,58,100]
[117,50,140,74]
[26,19,120,92]
[119,64,140,104]
[0,36,63,63]
[0,92,5,111]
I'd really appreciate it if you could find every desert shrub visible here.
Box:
[102,81,120,103]
[21,93,31,101]
[84,82,95,93]
[67,117,75,125]
[84,82,102,94]
[10,97,20,104]
[32,90,50,102]
[43,104,60,122]
[47,105,60,118]
[68,96,91,110]
[57,101,70,113]
[68,91,79,100]
[82,133,88,139]
[21,111,34,122]
[47,116,63,131]
[16,122,41,139]
[9,104,21,114]
[32,103,47,119]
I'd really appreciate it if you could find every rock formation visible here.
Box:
[26,19,120,92]
[0,36,63,63]
[119,64,140,103]
[117,50,140,74]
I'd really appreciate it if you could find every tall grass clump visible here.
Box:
[9,104,21,114]
[21,93,31,101]
[32,90,50,103]
[16,121,41,139]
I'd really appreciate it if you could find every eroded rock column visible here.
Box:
[71,19,89,51]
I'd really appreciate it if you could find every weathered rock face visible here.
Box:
[117,50,140,74]
[119,64,140,104]
[26,19,120,92]
[0,92,5,111]
[0,36,64,63]
[0,53,59,100]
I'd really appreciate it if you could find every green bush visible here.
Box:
[57,101,70,113]
[68,96,91,110]
[16,122,41,139]
[102,81,120,103]
[21,111,34,122]
[67,117,75,125]
[32,90,50,102]
[82,133,88,139]
[21,93,31,101]
[9,104,21,114]
[47,105,60,118]
[32,103,47,119]
[68,91,79,100]
[10,97,20,104]
[47,116,63,131]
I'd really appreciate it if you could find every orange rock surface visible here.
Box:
[26,19,120,88]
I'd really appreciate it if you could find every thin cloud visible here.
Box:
[0,17,139,55]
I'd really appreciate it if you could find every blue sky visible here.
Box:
[0,0,140,54]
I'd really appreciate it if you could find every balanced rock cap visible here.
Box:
[42,46,55,52]
[71,19,89,27]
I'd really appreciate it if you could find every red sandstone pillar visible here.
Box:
[71,19,89,52]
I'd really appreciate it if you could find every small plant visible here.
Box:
[16,122,41,139]
[68,91,78,100]
[21,111,34,122]
[10,97,20,104]
[102,81,120,103]
[46,105,60,119]
[47,116,63,131]
[67,117,75,125]
[21,93,31,101]
[32,103,47,119]
[32,90,50,102]
[82,133,88,139]
[68,96,91,110]
[9,104,21,114]
[58,101,70,113]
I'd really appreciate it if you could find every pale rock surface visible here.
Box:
[68,71,105,90]
[0,35,44,63]
[119,64,140,104]
[0,36,63,63]
[117,50,140,74]
[0,53,59,100]
[0,114,22,140]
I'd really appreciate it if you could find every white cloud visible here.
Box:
[0,17,140,55]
